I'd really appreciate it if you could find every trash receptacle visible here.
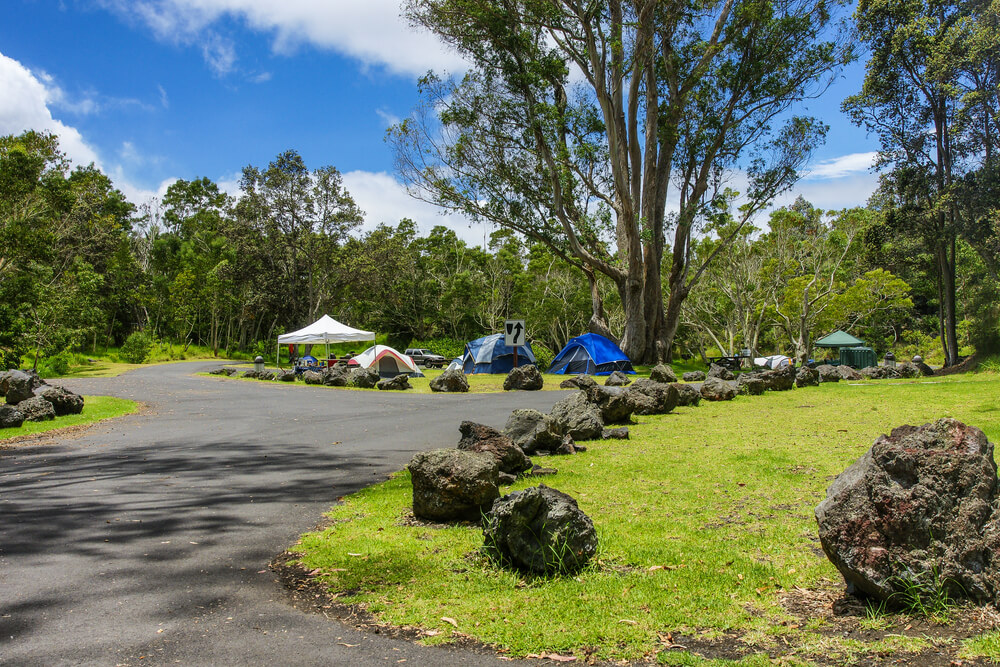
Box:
[254,355,265,372]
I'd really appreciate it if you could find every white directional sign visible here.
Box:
[504,319,526,347]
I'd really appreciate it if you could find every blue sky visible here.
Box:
[1,0,880,243]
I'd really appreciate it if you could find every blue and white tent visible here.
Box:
[460,334,536,374]
[549,333,635,375]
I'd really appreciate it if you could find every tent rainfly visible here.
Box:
[549,333,635,375]
[814,330,865,348]
[276,315,375,365]
[354,345,423,378]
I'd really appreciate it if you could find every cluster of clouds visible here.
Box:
[2,0,881,243]
[96,0,465,78]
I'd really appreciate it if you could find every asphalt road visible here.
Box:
[0,362,566,666]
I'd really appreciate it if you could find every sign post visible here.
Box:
[505,319,526,368]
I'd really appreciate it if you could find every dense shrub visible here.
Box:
[532,342,554,372]
[120,331,154,364]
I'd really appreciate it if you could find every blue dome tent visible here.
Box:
[460,334,536,374]
[549,333,635,375]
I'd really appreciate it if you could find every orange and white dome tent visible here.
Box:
[354,345,424,378]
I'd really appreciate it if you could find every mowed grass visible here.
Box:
[290,374,1000,663]
[1,396,139,442]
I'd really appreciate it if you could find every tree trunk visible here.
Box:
[938,237,960,366]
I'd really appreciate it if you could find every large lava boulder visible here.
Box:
[707,364,735,381]
[583,384,635,425]
[915,360,935,377]
[276,370,296,382]
[430,368,470,393]
[759,366,796,391]
[323,367,350,387]
[700,376,736,401]
[624,378,678,415]
[896,362,921,379]
[736,375,765,396]
[18,395,56,422]
[302,370,324,385]
[408,448,500,521]
[38,385,84,416]
[348,367,379,388]
[836,365,863,381]
[559,374,596,390]
[649,364,678,383]
[682,371,705,382]
[504,409,562,454]
[504,365,544,391]
[671,383,702,407]
[0,404,25,429]
[604,371,632,387]
[549,391,604,441]
[258,370,276,381]
[377,374,411,391]
[795,367,820,388]
[816,419,1000,604]
[816,365,841,383]
[242,369,261,380]
[5,370,42,405]
[458,421,531,475]
[483,484,598,575]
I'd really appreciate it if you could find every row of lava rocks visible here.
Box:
[0,369,85,429]
[406,368,696,576]
[209,364,415,391]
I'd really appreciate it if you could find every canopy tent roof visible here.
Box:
[814,330,865,348]
[549,333,635,375]
[354,345,422,378]
[277,315,375,345]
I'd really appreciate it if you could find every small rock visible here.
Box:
[671,383,702,406]
[483,485,597,574]
[0,404,25,429]
[430,368,470,393]
[458,421,531,475]
[795,367,819,388]
[38,385,84,416]
[560,374,596,390]
[707,364,735,381]
[18,396,55,422]
[503,409,562,454]
[649,364,678,383]
[377,374,411,391]
[604,371,632,387]
[408,448,500,521]
[503,365,544,391]
[700,376,737,401]
[602,427,629,440]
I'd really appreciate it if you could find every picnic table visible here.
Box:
[706,355,748,372]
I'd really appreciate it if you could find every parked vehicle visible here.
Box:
[404,348,447,368]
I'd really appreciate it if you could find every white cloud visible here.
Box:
[342,170,492,246]
[0,51,101,167]
[803,151,878,180]
[98,0,466,77]
[375,107,401,127]
[0,50,176,208]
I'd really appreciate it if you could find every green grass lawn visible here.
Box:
[1,396,139,442]
[287,373,1000,664]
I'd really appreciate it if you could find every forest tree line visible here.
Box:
[1,131,995,373]
[1,0,997,371]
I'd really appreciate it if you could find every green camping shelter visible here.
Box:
[814,330,865,348]
[814,330,873,368]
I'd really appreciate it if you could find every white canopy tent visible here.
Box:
[277,315,375,367]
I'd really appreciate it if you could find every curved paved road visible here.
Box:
[0,362,566,666]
